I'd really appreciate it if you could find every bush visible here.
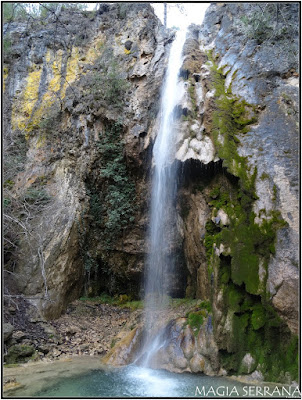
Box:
[88,59,129,109]
[95,123,137,244]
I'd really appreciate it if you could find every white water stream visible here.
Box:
[139,28,187,366]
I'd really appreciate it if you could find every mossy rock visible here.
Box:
[5,344,35,364]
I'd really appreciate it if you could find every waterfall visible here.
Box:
[138,28,187,367]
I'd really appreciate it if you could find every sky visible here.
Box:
[151,3,210,28]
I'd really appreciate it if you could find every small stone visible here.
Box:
[12,331,27,342]
[250,370,264,381]
[124,40,133,51]
[37,345,50,354]
[5,344,35,364]
[66,325,78,335]
[52,349,61,357]
[240,353,257,374]
[4,323,14,341]
[190,353,205,373]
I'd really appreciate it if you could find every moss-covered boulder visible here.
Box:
[5,344,35,364]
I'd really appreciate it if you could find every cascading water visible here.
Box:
[138,28,188,366]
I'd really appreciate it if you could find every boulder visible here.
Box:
[3,323,14,342]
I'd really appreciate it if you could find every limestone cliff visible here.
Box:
[167,2,299,382]
[3,2,299,384]
[3,3,170,319]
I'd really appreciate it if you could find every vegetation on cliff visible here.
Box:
[2,1,298,386]
[200,49,298,383]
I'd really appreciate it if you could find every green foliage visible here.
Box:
[239,11,273,43]
[79,293,143,310]
[79,123,136,293]
[204,220,221,261]
[204,52,297,381]
[39,3,87,18]
[199,300,211,313]
[186,300,212,336]
[260,172,270,180]
[5,344,35,364]
[89,59,130,109]
[3,36,12,55]
[187,311,204,336]
[95,123,137,245]
[3,198,11,208]
[3,3,28,23]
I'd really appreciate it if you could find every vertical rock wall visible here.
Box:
[3,4,171,319]
[170,2,299,382]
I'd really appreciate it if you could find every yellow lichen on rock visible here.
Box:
[11,35,107,138]
[11,67,42,132]
[49,51,63,93]
[61,47,80,97]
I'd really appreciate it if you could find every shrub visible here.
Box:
[88,59,129,109]
[95,123,137,244]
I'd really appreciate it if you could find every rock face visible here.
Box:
[3,2,299,383]
[102,300,219,375]
[3,4,170,319]
[170,2,298,383]
[200,2,299,336]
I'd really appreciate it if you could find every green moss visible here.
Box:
[187,311,204,336]
[3,363,20,368]
[204,220,221,261]
[260,172,270,180]
[5,345,35,364]
[251,303,266,330]
[218,280,297,382]
[199,300,211,313]
[227,284,244,312]
[206,174,286,296]
[207,51,257,196]
[203,52,297,382]
[272,184,278,202]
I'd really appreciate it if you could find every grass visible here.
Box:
[79,295,206,311]
[79,293,143,310]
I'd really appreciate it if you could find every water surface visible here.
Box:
[35,365,249,397]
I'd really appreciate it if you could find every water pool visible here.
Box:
[5,359,299,398]
[34,365,251,397]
